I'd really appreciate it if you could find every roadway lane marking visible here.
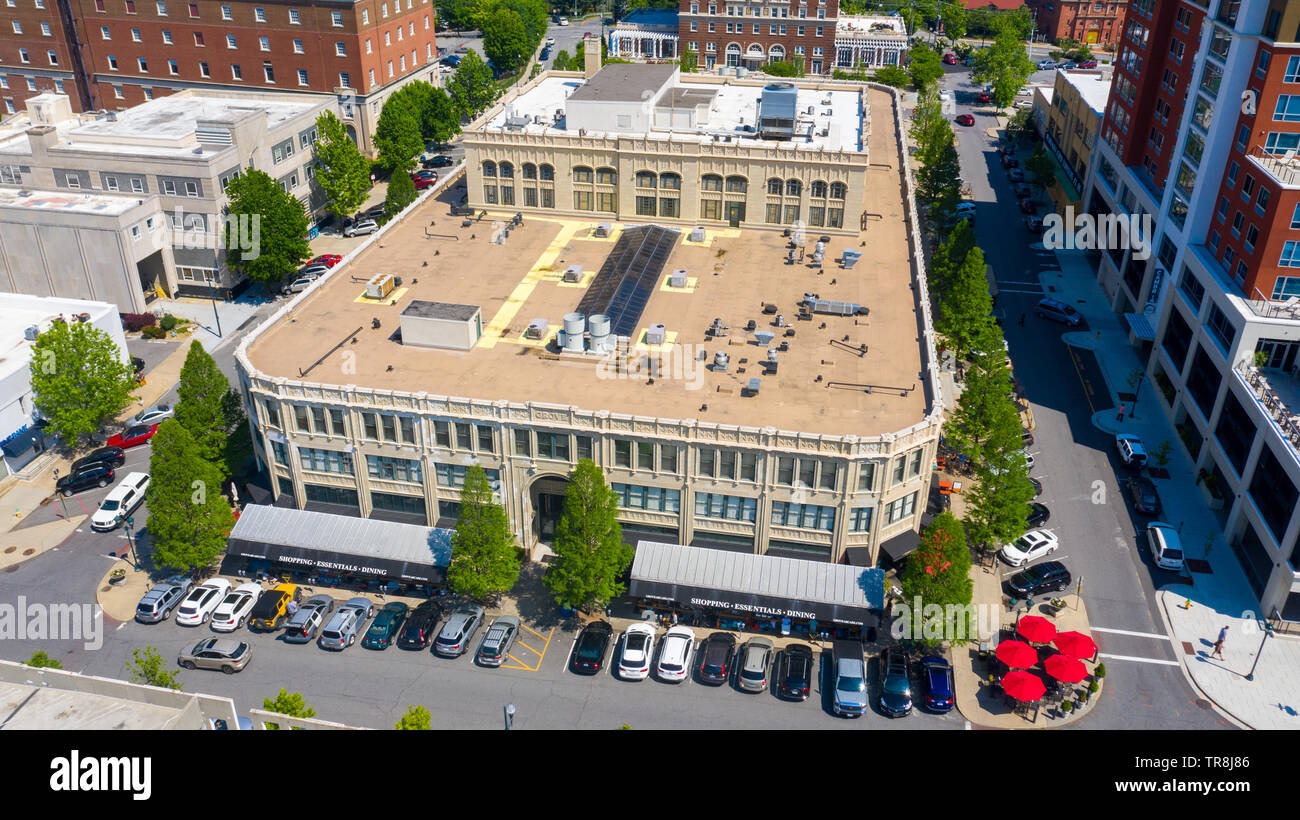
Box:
[1097,652,1180,666]
[1091,626,1171,641]
[1067,345,1099,414]
[994,280,1044,287]
[993,287,1045,295]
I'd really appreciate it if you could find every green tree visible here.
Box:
[899,512,973,644]
[262,688,316,728]
[499,0,548,42]
[907,45,944,90]
[447,465,522,602]
[220,388,254,478]
[942,1,968,41]
[552,48,572,71]
[374,95,424,173]
[312,110,370,223]
[764,60,804,77]
[917,139,963,219]
[482,7,529,72]
[872,64,910,88]
[944,330,1016,466]
[965,441,1034,551]
[173,342,231,477]
[423,86,462,145]
[936,245,993,355]
[224,168,310,285]
[679,47,697,73]
[544,460,633,611]
[971,17,1035,109]
[127,646,182,690]
[146,420,235,573]
[437,0,480,30]
[395,704,432,730]
[24,650,63,669]
[384,169,417,218]
[928,219,977,299]
[28,320,135,446]
[448,50,498,119]
[1025,145,1057,190]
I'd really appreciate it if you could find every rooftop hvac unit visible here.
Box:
[646,323,667,345]
[525,318,548,339]
[559,312,586,353]
[805,297,868,316]
[563,264,584,283]
[745,378,761,396]
[589,314,615,354]
[754,330,776,345]
[366,273,395,299]
[841,249,862,269]
[594,222,612,237]
[712,351,730,371]
[690,226,706,242]
[23,325,40,342]
[670,269,688,288]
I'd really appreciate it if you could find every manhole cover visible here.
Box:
[1196,699,1213,709]
[22,548,34,556]
[100,585,111,593]
[1182,641,1196,655]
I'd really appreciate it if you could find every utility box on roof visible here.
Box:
[400,300,483,350]
[366,274,395,299]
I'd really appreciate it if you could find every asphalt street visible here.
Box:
[940,64,1231,730]
[437,17,604,74]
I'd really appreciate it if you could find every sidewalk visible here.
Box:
[1042,246,1296,727]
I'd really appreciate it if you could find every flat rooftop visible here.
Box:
[567,63,677,104]
[613,7,679,28]
[0,186,142,216]
[484,73,865,153]
[0,292,117,376]
[1058,70,1112,115]
[245,89,926,438]
[836,15,909,36]
[0,680,192,729]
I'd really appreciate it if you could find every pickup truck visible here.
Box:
[831,641,868,717]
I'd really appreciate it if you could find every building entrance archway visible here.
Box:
[528,474,570,544]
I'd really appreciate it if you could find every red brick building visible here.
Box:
[1031,0,1127,47]
[678,0,840,75]
[0,0,439,153]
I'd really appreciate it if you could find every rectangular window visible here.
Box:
[297,69,308,86]
[1287,55,1300,83]
[226,34,236,48]
[254,5,265,21]
[162,29,172,43]
[331,10,343,25]
[380,414,396,442]
[885,491,917,523]
[289,9,299,23]
[849,507,872,532]
[770,501,835,531]
[698,447,715,477]
[366,454,421,483]
[819,462,839,490]
[739,452,756,481]
[131,27,140,40]
[231,63,242,80]
[1274,94,1300,122]
[335,41,346,56]
[329,409,345,436]
[614,439,632,468]
[797,459,815,488]
[477,425,494,453]
[298,447,353,475]
[263,62,274,82]
[259,35,270,51]
[514,429,531,456]
[696,493,757,522]
[857,462,876,491]
[433,421,451,448]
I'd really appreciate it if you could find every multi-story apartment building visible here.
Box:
[1080,0,1300,623]
[0,0,438,154]
[1031,0,1129,46]
[1042,69,1110,214]
[678,0,840,74]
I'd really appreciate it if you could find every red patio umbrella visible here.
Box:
[1044,652,1088,683]
[1002,670,1047,702]
[1054,630,1099,660]
[1017,615,1057,644]
[995,639,1038,669]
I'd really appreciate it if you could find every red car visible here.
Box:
[955,113,976,126]
[106,423,158,449]
[977,91,992,103]
[308,254,342,268]
[943,53,957,64]
[411,170,438,190]
[1078,60,1098,69]
[1018,198,1037,214]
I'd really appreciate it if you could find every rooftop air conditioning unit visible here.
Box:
[563,264,583,283]
[525,318,548,339]
[366,273,395,299]
[646,323,667,345]
[670,269,688,288]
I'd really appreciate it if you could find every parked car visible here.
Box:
[1008,168,1026,182]
[422,154,455,169]
[130,404,174,426]
[1035,297,1082,326]
[1018,197,1037,214]
[1002,155,1020,168]
[89,471,150,531]
[976,90,992,103]
[397,600,443,650]
[70,446,124,474]
[1015,99,1034,110]
[1036,58,1056,70]
[832,641,868,717]
[1005,560,1072,598]
[178,638,251,674]
[299,263,332,278]
[921,656,955,713]
[557,16,568,25]
[545,35,556,45]
[308,254,342,268]
[106,423,158,450]
[1026,502,1050,528]
[210,582,263,632]
[1146,521,1186,571]
[777,645,815,701]
[175,579,232,626]
[1079,59,1098,68]
[696,632,737,685]
[248,583,300,631]
[656,626,695,682]
[1125,475,1163,515]
[135,576,193,623]
[879,646,913,718]
[617,623,656,680]
[1059,61,1078,70]
[344,219,379,237]
[1001,528,1060,567]
[1116,433,1149,471]
[955,113,975,126]
[282,275,318,295]
[1025,215,1046,232]
[571,620,614,675]
[476,615,521,666]
[413,169,438,182]
[439,54,462,67]
[938,89,953,102]
[283,594,335,643]
[1028,476,1043,497]
[738,638,774,693]
[1013,183,1033,198]
[319,597,374,650]
[434,605,485,657]
[362,601,409,649]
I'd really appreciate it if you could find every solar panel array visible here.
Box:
[575,225,681,338]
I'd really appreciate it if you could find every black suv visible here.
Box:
[70,446,125,473]
[777,645,814,701]
[1005,560,1072,598]
[879,646,913,718]
[398,601,442,650]
[56,463,115,496]
[697,632,737,685]
[570,621,613,675]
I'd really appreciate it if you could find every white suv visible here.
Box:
[175,579,232,626]
[1146,522,1185,571]
[210,582,263,632]
[1116,434,1148,471]
[656,626,695,683]
[1000,529,1060,567]
[89,471,150,531]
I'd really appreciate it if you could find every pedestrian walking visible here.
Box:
[1211,638,1224,660]
[1018,312,1026,327]
[1116,403,1127,422]
[370,172,376,185]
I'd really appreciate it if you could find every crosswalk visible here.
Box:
[1091,625,1181,666]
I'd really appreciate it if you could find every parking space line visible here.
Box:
[500,626,553,671]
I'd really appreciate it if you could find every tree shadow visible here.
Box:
[509,561,564,630]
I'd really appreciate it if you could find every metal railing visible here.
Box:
[1247,145,1300,188]
[1239,365,1300,449]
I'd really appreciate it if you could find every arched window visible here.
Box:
[811,180,828,198]
[725,175,747,193]
[659,172,681,190]
[539,163,555,181]
[767,177,783,195]
[768,44,785,61]
[596,166,617,185]
[482,160,497,177]
[573,165,593,183]
[499,161,514,179]
[701,174,723,192]
[636,170,657,188]
[522,163,537,179]
[829,182,847,199]
[785,179,802,197]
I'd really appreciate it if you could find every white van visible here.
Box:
[90,471,150,531]
[1146,521,1185,571]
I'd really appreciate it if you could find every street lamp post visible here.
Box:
[504,703,515,730]
[1244,623,1275,681]
[123,515,141,571]
[52,468,69,519]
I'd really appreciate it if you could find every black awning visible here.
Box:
[628,578,879,627]
[1,426,44,459]
[879,529,922,562]
[842,547,873,567]
[227,538,447,584]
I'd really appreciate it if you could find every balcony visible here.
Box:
[1247,145,1300,189]
[1238,364,1300,451]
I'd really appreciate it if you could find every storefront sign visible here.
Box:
[227,539,446,584]
[689,597,818,621]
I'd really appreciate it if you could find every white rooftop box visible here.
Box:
[399,300,483,351]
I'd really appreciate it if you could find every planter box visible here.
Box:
[1199,482,1224,511]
